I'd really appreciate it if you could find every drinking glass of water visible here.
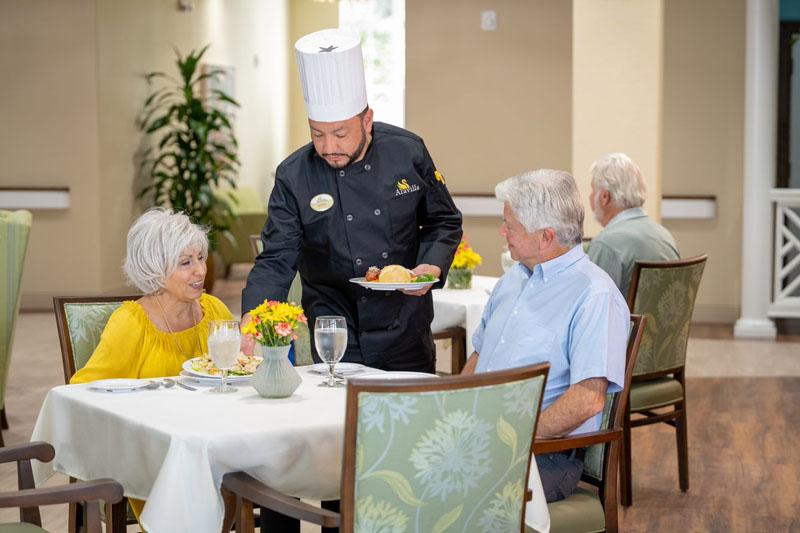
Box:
[207,320,240,393]
[314,316,348,388]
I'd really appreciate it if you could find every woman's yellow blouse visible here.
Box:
[70,293,234,384]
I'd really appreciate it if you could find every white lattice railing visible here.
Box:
[770,188,800,318]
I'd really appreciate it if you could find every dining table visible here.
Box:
[431,274,500,356]
[30,367,550,533]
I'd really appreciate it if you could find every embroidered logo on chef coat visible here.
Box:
[310,193,334,212]
[434,170,446,185]
[395,179,420,196]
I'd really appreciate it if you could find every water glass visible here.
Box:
[314,316,348,388]
[207,320,240,393]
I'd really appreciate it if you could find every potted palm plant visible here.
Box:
[138,45,240,291]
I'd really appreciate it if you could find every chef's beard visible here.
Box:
[322,124,367,169]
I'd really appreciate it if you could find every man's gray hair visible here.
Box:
[590,153,646,208]
[495,169,584,247]
[123,207,209,294]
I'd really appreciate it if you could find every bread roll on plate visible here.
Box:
[377,265,413,283]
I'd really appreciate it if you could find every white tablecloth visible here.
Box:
[31,367,548,533]
[432,274,499,355]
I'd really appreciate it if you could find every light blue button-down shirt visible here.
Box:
[473,245,629,433]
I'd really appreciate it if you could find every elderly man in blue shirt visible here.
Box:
[461,169,629,503]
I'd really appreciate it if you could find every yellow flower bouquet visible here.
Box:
[449,237,482,289]
[243,300,308,347]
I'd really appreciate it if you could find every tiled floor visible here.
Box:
[1,268,798,531]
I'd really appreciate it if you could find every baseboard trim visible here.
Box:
[691,304,740,325]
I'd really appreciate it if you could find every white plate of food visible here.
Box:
[350,371,439,380]
[178,370,252,385]
[350,265,438,291]
[306,362,366,376]
[182,353,262,379]
[88,378,150,393]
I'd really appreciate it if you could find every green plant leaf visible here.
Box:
[361,470,425,507]
[432,504,463,533]
[497,416,517,461]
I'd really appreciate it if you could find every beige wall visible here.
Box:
[661,0,746,323]
[3,0,289,308]
[0,0,103,302]
[406,0,573,277]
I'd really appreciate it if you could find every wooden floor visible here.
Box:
[619,377,800,532]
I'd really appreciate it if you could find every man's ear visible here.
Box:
[599,189,612,207]
[540,228,557,248]
[362,108,374,131]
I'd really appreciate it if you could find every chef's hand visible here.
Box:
[240,313,256,356]
[399,264,442,296]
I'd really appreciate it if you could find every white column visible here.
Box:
[734,0,778,339]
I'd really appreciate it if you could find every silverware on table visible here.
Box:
[162,378,176,388]
[176,380,197,391]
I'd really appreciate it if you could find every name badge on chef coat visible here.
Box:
[310,194,334,212]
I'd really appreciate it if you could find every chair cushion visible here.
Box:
[630,377,684,411]
[0,523,47,533]
[533,488,605,533]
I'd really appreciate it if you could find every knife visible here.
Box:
[176,380,197,391]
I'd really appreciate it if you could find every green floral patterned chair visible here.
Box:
[223,362,550,532]
[0,441,125,532]
[527,314,646,533]
[248,235,313,366]
[0,209,32,447]
[52,295,140,532]
[620,255,707,507]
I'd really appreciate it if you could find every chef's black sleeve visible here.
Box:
[415,144,463,288]
[241,167,302,315]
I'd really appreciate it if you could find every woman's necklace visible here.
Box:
[155,295,204,359]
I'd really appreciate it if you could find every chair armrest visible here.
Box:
[222,472,340,528]
[533,428,622,454]
[0,479,123,508]
[0,442,55,465]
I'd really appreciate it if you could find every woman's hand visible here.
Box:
[240,313,256,355]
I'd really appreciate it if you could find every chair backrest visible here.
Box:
[581,315,646,492]
[248,234,313,366]
[215,187,267,215]
[627,255,707,377]
[0,210,32,410]
[53,296,140,384]
[340,363,550,533]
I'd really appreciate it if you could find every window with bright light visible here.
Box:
[339,0,405,127]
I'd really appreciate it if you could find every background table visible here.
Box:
[31,366,549,533]
[432,274,499,356]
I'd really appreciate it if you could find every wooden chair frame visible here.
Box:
[52,295,140,533]
[0,442,124,533]
[53,295,141,384]
[620,255,707,507]
[223,362,551,533]
[533,314,646,533]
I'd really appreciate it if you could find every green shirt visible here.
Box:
[587,208,680,299]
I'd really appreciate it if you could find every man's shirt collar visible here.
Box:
[524,244,585,284]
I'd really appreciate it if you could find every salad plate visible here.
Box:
[181,355,262,379]
[349,277,438,291]
[178,370,251,385]
[306,362,366,376]
[88,378,150,393]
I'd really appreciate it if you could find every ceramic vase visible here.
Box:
[251,344,302,399]
[447,268,473,289]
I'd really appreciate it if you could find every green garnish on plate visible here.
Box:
[412,273,436,283]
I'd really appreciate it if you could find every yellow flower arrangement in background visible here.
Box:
[243,300,307,347]
[451,238,482,270]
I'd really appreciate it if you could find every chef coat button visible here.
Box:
[346,214,354,221]
[374,208,381,216]
[365,164,372,171]
[360,296,367,302]
[355,258,362,265]
[381,252,388,259]
[338,170,345,177]
[361,331,367,337]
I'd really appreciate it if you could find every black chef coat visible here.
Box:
[242,122,463,371]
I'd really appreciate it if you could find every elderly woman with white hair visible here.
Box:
[71,208,234,383]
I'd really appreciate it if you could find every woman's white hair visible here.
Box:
[123,208,209,294]
[590,153,646,208]
[495,169,584,247]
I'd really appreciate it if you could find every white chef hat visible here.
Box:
[295,28,367,122]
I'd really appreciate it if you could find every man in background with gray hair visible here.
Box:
[462,169,629,503]
[588,153,679,298]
